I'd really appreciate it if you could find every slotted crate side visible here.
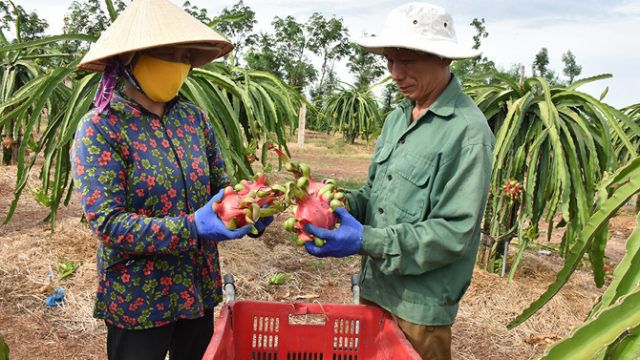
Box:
[374,314,421,359]
[230,301,379,358]
[205,308,235,360]
[203,301,421,360]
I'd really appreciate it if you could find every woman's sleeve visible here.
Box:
[70,113,200,255]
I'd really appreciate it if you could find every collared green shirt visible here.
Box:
[347,75,494,325]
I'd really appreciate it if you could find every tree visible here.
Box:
[244,32,282,78]
[0,1,50,165]
[532,47,549,77]
[513,158,640,360]
[450,18,496,84]
[272,15,317,91]
[61,0,126,56]
[182,1,211,24]
[0,1,48,42]
[465,73,638,278]
[470,18,488,50]
[543,68,561,85]
[562,49,582,84]
[380,80,401,116]
[320,81,383,144]
[214,0,257,65]
[306,13,350,91]
[347,38,385,92]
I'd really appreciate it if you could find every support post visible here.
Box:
[298,98,306,149]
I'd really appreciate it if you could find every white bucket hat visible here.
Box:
[77,0,233,72]
[355,2,481,60]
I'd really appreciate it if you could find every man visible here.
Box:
[303,3,494,360]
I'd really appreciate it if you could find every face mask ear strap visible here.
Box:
[128,52,140,70]
[120,53,145,95]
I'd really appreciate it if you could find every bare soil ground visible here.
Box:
[0,130,635,359]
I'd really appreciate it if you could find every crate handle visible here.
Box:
[288,301,329,326]
[288,301,328,319]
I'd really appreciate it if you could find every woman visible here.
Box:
[71,0,272,359]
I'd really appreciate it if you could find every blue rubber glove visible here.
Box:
[304,207,363,258]
[194,189,252,242]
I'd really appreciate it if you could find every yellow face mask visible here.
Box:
[132,53,191,103]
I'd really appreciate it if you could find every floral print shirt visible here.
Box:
[71,92,229,329]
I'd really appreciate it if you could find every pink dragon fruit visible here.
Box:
[283,182,344,247]
[273,148,348,247]
[212,173,287,234]
[234,172,286,209]
[211,186,262,233]
[273,148,348,209]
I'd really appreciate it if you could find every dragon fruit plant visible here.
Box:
[274,149,348,247]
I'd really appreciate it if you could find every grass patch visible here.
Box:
[306,138,349,155]
[305,258,328,270]
[337,179,367,190]
[311,172,367,191]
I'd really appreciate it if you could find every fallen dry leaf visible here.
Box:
[523,334,562,345]
[294,294,320,300]
[246,276,255,281]
[35,285,54,294]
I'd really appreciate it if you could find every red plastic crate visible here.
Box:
[203,300,421,360]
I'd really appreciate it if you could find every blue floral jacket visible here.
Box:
[71,93,229,329]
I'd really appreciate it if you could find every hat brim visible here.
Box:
[355,34,482,60]
[79,42,226,72]
[77,0,233,72]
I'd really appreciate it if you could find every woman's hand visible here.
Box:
[194,189,252,243]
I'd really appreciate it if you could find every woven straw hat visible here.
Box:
[77,0,233,72]
[355,2,481,60]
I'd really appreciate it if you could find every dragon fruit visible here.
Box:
[211,186,262,233]
[234,172,287,209]
[283,181,346,247]
[273,149,348,247]
[210,148,349,244]
[273,149,348,208]
[211,174,286,234]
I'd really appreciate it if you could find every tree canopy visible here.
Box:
[0,0,49,42]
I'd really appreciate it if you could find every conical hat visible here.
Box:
[77,0,233,72]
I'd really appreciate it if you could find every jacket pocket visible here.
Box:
[370,144,393,195]
[390,154,433,222]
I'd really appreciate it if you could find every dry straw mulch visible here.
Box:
[0,156,611,360]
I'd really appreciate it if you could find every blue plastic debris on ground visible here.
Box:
[45,287,65,307]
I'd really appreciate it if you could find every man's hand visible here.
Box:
[304,207,363,258]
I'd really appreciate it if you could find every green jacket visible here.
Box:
[347,76,494,326]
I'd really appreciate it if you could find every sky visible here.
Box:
[18,0,640,109]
